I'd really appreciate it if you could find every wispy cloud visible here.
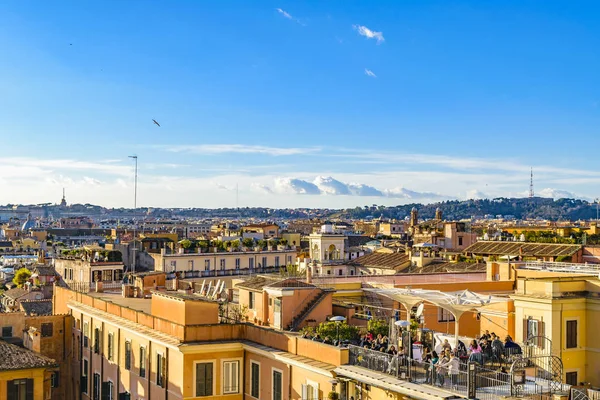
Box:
[353,25,384,44]
[276,8,305,25]
[364,68,377,78]
[276,8,292,19]
[160,144,319,156]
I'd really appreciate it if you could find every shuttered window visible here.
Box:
[94,328,100,354]
[107,333,114,361]
[139,347,146,378]
[273,370,282,400]
[82,359,88,394]
[7,379,33,400]
[101,381,113,400]
[195,362,213,396]
[157,354,166,388]
[223,361,239,394]
[250,362,260,398]
[566,320,578,349]
[124,341,132,370]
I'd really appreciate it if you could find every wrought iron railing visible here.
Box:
[347,345,561,399]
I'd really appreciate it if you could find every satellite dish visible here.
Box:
[415,303,424,318]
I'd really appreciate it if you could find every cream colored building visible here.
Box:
[151,249,297,275]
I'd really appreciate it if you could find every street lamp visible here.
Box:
[330,316,346,346]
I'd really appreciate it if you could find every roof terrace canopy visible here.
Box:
[365,288,509,343]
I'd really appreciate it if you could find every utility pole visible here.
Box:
[128,155,138,275]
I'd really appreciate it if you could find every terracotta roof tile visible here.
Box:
[0,340,57,371]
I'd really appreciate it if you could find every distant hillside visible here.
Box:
[336,197,597,221]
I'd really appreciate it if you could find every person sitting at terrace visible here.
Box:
[442,339,452,352]
[490,333,504,361]
[312,334,321,341]
[388,345,398,355]
[503,335,522,355]
[323,337,332,345]
[468,339,483,364]
[456,340,468,357]
[480,338,493,361]
[480,330,491,341]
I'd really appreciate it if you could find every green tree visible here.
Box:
[242,238,254,248]
[257,239,267,249]
[316,321,359,341]
[367,319,389,337]
[13,268,32,288]
[180,239,192,249]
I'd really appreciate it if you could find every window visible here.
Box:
[438,308,455,322]
[235,258,240,269]
[262,257,267,268]
[2,326,12,337]
[223,360,239,394]
[302,382,319,400]
[107,333,114,361]
[170,260,176,269]
[51,372,60,388]
[250,362,260,398]
[114,269,123,281]
[195,362,213,396]
[93,328,100,354]
[249,292,255,309]
[41,322,53,337]
[157,353,166,388]
[124,341,131,370]
[272,370,282,400]
[204,260,210,271]
[249,258,254,269]
[566,372,578,386]
[102,270,112,281]
[139,346,146,378]
[338,269,343,276]
[220,259,226,270]
[458,237,463,246]
[275,256,280,267]
[93,373,101,400]
[188,260,194,270]
[7,379,33,400]
[101,381,114,400]
[566,320,578,349]
[287,256,292,264]
[83,322,89,347]
[82,359,88,394]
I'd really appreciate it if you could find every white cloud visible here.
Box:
[353,25,385,43]
[536,188,584,200]
[274,177,321,195]
[314,176,351,195]
[160,144,317,156]
[384,187,449,200]
[276,8,292,19]
[251,183,274,194]
[465,189,489,200]
[364,69,377,78]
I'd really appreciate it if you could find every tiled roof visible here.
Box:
[405,262,487,274]
[347,236,372,248]
[463,242,582,257]
[0,340,57,371]
[236,276,283,291]
[33,266,56,276]
[3,288,28,300]
[268,279,315,289]
[20,299,53,316]
[348,252,410,270]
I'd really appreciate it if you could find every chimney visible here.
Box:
[306,266,312,284]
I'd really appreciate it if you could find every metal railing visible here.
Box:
[347,345,556,400]
[523,260,600,275]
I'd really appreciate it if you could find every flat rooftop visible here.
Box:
[86,291,152,314]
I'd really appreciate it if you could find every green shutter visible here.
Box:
[7,380,16,399]
[26,379,34,399]
[206,363,213,395]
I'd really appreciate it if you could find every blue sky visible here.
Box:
[1,1,599,208]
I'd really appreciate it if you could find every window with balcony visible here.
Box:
[220,259,226,270]
[438,308,455,322]
[204,260,210,271]
[235,258,240,269]
[275,256,280,267]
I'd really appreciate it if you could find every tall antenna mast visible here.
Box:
[128,155,138,275]
[529,167,534,198]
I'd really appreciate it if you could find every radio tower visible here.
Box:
[529,167,534,198]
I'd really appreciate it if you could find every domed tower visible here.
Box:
[410,207,418,227]
[435,207,443,221]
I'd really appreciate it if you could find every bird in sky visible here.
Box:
[152,119,161,127]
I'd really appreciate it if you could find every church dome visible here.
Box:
[21,214,35,232]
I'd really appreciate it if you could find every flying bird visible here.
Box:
[152,119,161,127]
